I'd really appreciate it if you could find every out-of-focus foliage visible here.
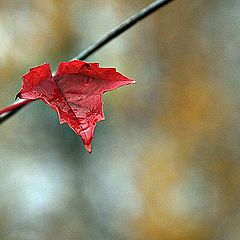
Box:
[1,0,240,239]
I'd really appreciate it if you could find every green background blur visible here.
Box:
[1,0,240,239]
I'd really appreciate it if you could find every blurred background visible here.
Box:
[1,0,240,239]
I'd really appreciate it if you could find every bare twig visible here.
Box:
[0,0,174,124]
[75,0,174,60]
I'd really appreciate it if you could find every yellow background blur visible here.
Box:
[1,0,240,239]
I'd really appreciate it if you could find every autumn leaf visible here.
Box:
[17,60,135,153]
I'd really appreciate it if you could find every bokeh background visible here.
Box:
[1,0,240,239]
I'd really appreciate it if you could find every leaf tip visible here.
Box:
[85,144,93,153]
[128,79,136,85]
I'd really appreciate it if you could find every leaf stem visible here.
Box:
[0,99,32,115]
[0,99,35,124]
[0,0,174,123]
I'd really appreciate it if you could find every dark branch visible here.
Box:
[0,0,174,124]
[75,0,174,60]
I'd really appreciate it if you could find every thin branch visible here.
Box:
[0,0,174,124]
[74,0,174,60]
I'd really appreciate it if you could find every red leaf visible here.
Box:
[17,60,135,153]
